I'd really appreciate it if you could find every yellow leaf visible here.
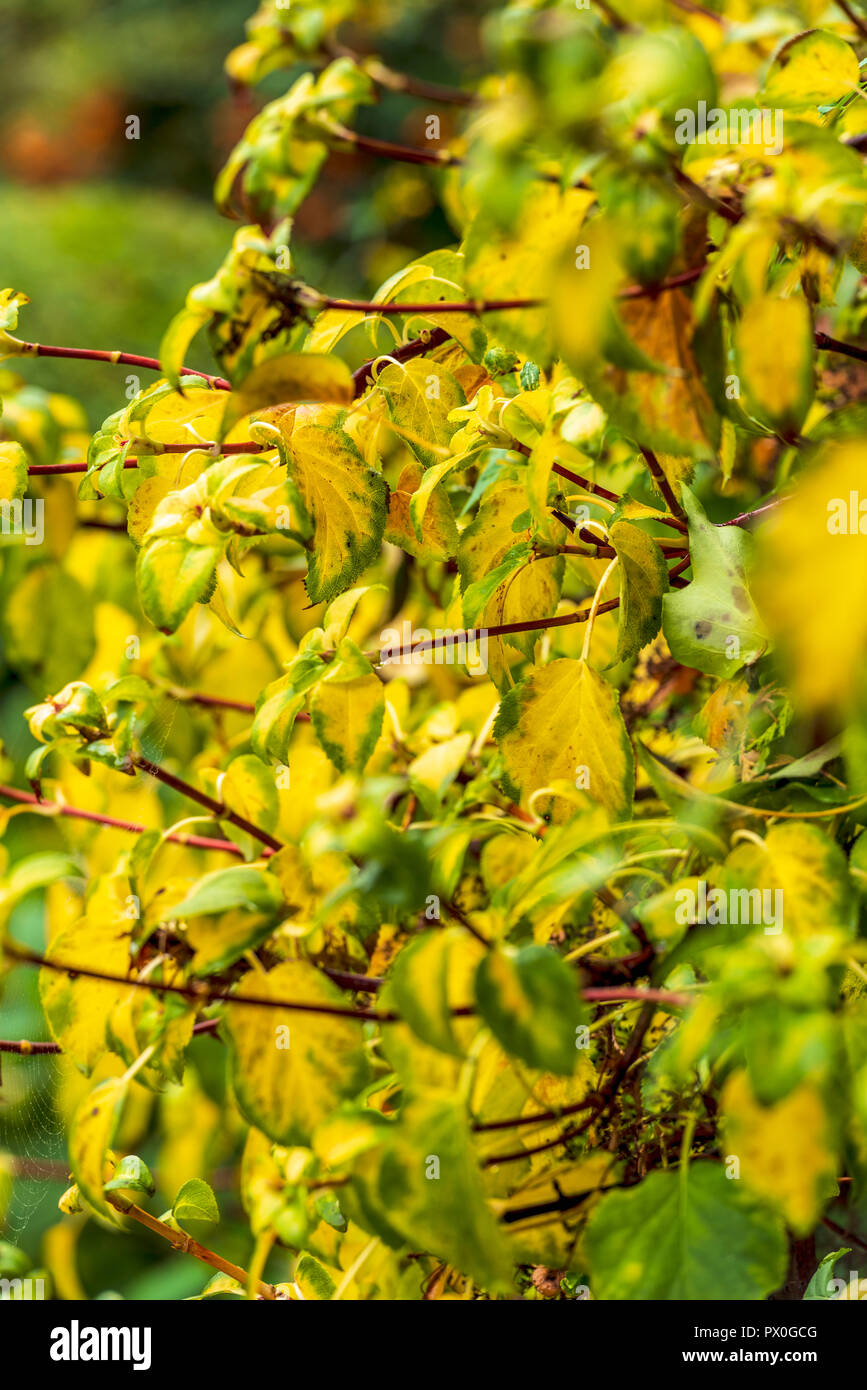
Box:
[221,353,354,437]
[286,420,388,604]
[70,1077,128,1225]
[39,879,135,1073]
[225,961,369,1144]
[0,441,28,503]
[384,461,458,560]
[755,441,867,713]
[309,640,385,773]
[495,658,634,823]
[734,297,814,437]
[721,1070,837,1233]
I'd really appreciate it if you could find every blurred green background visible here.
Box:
[0,0,482,424]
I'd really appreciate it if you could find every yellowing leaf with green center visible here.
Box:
[475,944,587,1074]
[39,881,135,1074]
[287,420,387,604]
[310,639,384,774]
[250,651,326,765]
[754,441,867,713]
[725,821,856,940]
[338,1094,514,1293]
[165,865,287,975]
[458,480,563,677]
[221,352,354,438]
[495,658,634,823]
[377,360,466,468]
[721,1071,838,1234]
[463,185,595,363]
[585,1163,787,1300]
[0,441,28,503]
[761,30,859,116]
[136,537,224,634]
[734,297,814,437]
[384,461,458,560]
[663,486,767,677]
[225,960,369,1144]
[70,1077,128,1225]
[385,926,485,1057]
[607,519,668,665]
[220,753,280,838]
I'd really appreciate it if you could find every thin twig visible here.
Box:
[107,1194,277,1298]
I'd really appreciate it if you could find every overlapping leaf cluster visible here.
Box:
[3,0,867,1301]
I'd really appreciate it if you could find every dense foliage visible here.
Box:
[3,0,867,1302]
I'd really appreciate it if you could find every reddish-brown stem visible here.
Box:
[130,755,282,853]
[352,326,451,395]
[322,294,542,315]
[835,0,867,42]
[618,264,705,297]
[369,599,622,663]
[321,269,707,319]
[4,939,688,1024]
[669,0,725,22]
[28,460,140,476]
[814,329,867,364]
[27,343,230,390]
[721,498,782,527]
[0,1018,220,1056]
[328,125,462,169]
[640,448,688,526]
[671,168,740,226]
[0,782,246,856]
[118,440,258,455]
[323,39,477,105]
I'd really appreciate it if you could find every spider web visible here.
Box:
[0,694,181,1245]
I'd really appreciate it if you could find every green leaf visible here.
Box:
[475,945,587,1074]
[166,866,285,975]
[137,538,224,634]
[173,1178,219,1226]
[607,519,668,665]
[169,866,285,920]
[662,487,767,677]
[251,652,326,765]
[386,928,484,1057]
[336,1094,514,1294]
[585,1164,787,1300]
[103,1154,156,1198]
[803,1247,851,1301]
